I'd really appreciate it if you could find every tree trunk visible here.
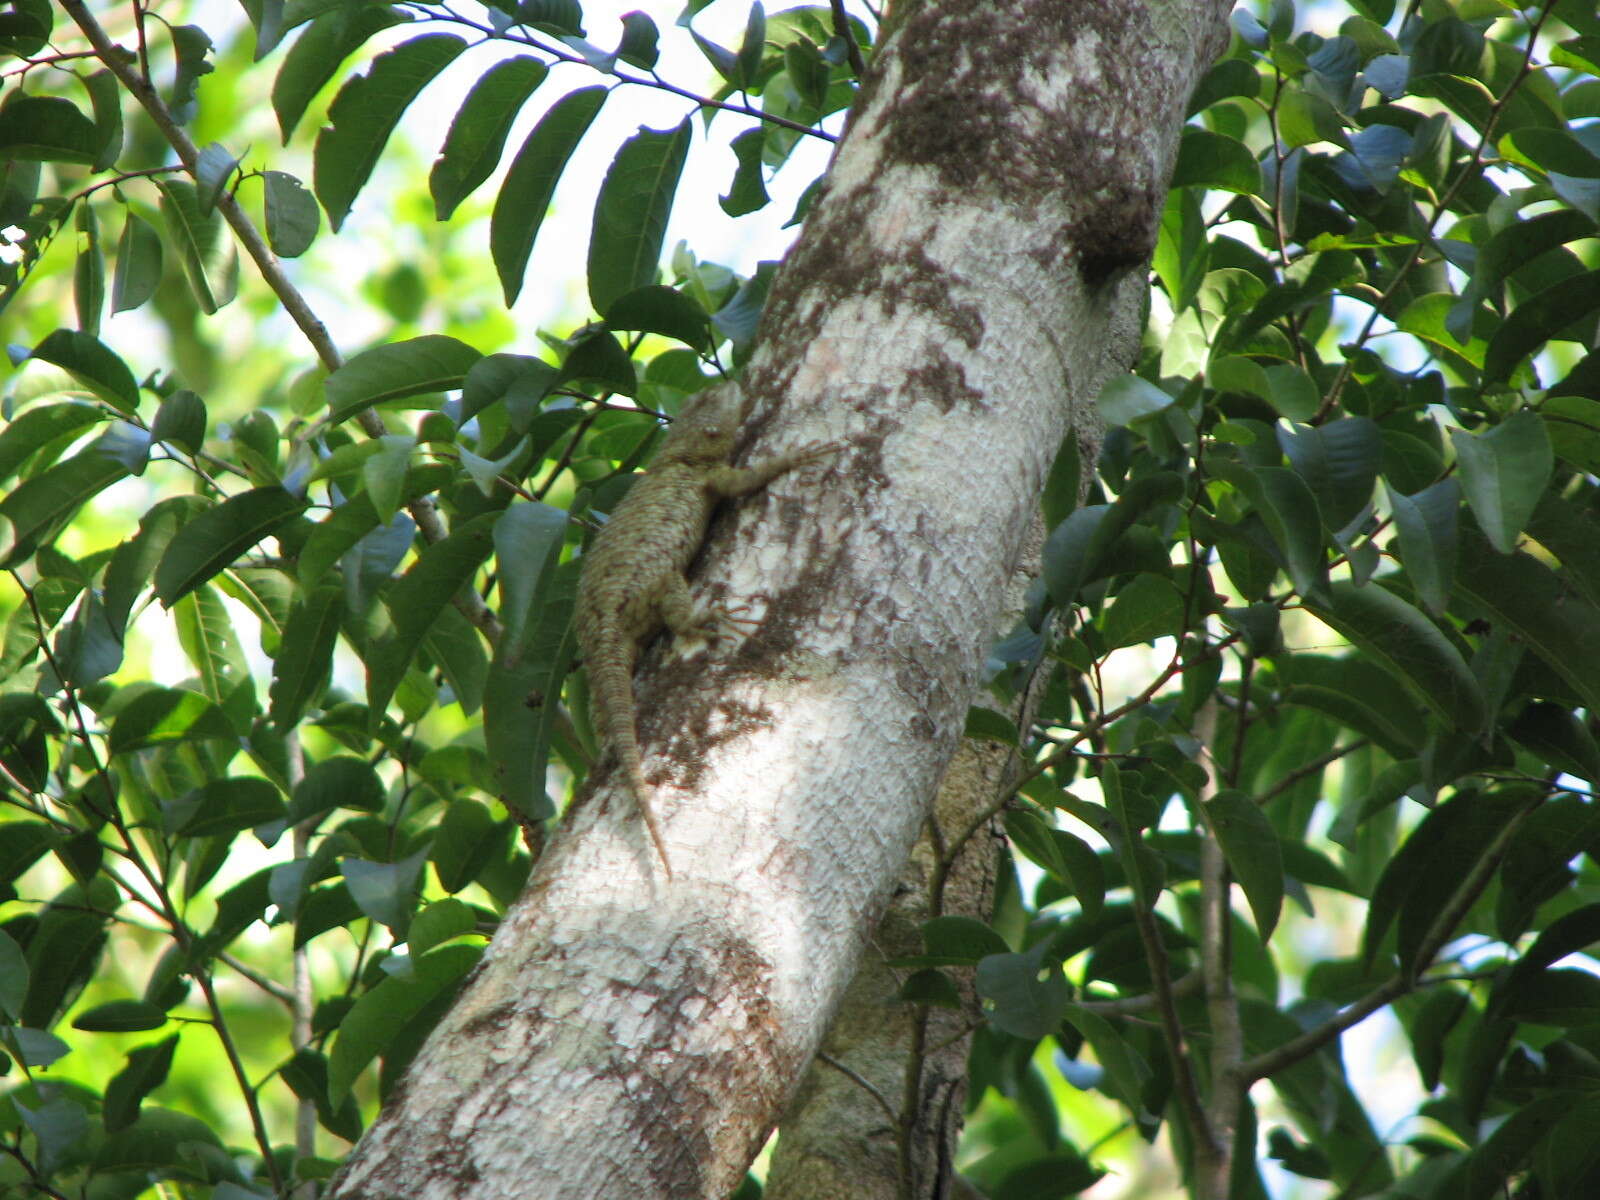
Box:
[329,2,1231,1197]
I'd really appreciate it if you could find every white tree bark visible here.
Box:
[331,2,1231,1196]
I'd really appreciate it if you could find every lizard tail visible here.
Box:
[588,638,673,878]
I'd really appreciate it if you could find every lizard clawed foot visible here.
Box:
[701,600,764,639]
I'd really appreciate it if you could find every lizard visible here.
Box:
[574,384,840,878]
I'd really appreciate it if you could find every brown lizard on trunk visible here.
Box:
[574,384,838,877]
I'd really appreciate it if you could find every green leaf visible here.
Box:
[965,707,1019,746]
[1491,902,1600,1020]
[167,24,214,121]
[22,883,112,1028]
[328,943,481,1104]
[1302,580,1484,732]
[0,95,100,163]
[173,584,248,699]
[976,942,1069,1040]
[272,3,412,140]
[108,687,234,754]
[156,178,237,314]
[430,55,548,220]
[587,119,692,314]
[104,495,209,632]
[73,203,103,336]
[362,434,414,525]
[325,335,481,424]
[342,850,426,932]
[147,389,204,456]
[1453,532,1600,715]
[71,1000,168,1033]
[269,585,343,730]
[280,1047,363,1142]
[1100,574,1184,648]
[602,284,712,352]
[102,1035,178,1133]
[1040,473,1183,605]
[491,86,607,306]
[153,486,306,607]
[0,447,129,568]
[170,777,285,837]
[294,465,448,588]
[424,603,488,716]
[313,34,467,231]
[735,1,766,87]
[1448,411,1552,555]
[920,915,1011,963]
[720,127,770,216]
[1484,272,1600,384]
[1206,790,1284,940]
[0,401,104,486]
[193,141,239,217]
[617,10,660,67]
[1209,459,1326,598]
[111,209,164,314]
[27,328,139,413]
[1385,477,1459,615]
[1098,375,1174,427]
[429,800,503,894]
[290,755,385,825]
[1061,1005,1153,1114]
[262,170,320,257]
[493,501,566,659]
[1277,418,1381,532]
[0,928,27,1021]
[365,514,497,721]
[1172,128,1261,193]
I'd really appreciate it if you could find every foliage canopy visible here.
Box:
[3,0,1600,1197]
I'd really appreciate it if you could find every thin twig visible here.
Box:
[1129,898,1214,1158]
[830,0,868,79]
[1194,699,1241,1200]
[817,1052,899,1126]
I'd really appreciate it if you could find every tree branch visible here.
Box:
[1193,698,1241,1200]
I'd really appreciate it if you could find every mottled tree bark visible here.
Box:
[330,2,1231,1197]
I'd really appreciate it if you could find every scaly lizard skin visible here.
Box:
[575,385,836,877]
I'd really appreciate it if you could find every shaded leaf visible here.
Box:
[328,943,481,1104]
[1206,789,1284,940]
[313,34,467,231]
[588,119,691,313]
[1448,411,1552,554]
[430,55,547,220]
[491,86,607,306]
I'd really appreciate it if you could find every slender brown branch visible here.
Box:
[1129,897,1214,1161]
[59,0,502,646]
[1078,970,1203,1016]
[1254,738,1370,807]
[1193,699,1240,1200]
[830,0,869,79]
[817,1052,899,1127]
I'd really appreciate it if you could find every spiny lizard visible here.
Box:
[575,385,839,877]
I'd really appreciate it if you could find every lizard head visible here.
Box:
[660,389,739,465]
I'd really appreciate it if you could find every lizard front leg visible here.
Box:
[704,440,844,500]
